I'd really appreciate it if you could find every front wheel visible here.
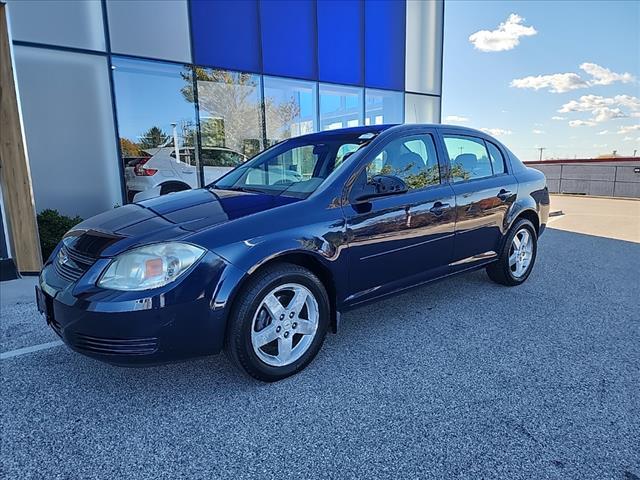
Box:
[486,218,538,286]
[225,263,330,382]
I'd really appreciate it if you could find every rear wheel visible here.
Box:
[486,218,537,286]
[225,263,330,382]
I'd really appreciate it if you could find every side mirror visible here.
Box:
[353,174,408,202]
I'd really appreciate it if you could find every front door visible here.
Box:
[344,131,456,304]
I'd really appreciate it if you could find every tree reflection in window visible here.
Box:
[366,135,441,190]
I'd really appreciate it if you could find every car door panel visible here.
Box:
[450,175,517,263]
[344,130,456,304]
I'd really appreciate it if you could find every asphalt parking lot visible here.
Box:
[1,201,639,479]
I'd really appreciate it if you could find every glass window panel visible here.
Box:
[190,0,260,72]
[13,46,120,217]
[443,136,493,182]
[364,0,405,90]
[486,141,506,175]
[406,0,443,95]
[195,69,263,184]
[320,84,364,131]
[112,58,199,201]
[366,134,440,190]
[365,89,403,125]
[317,0,363,85]
[405,93,441,123]
[106,0,191,62]
[263,77,318,144]
[7,0,105,50]
[260,0,317,79]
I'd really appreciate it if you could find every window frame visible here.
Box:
[441,133,504,185]
[483,139,508,177]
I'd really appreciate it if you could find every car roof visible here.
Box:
[291,123,497,142]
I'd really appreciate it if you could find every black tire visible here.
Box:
[225,263,330,382]
[486,218,538,286]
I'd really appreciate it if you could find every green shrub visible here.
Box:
[37,209,83,260]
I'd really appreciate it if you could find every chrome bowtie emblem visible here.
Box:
[58,249,69,266]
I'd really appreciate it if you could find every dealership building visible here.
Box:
[0,0,444,276]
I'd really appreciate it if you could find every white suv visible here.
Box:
[125,147,247,202]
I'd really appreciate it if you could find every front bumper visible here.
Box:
[37,251,244,366]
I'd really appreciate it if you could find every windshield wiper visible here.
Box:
[211,185,267,195]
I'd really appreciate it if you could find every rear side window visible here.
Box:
[443,136,493,182]
[486,141,506,175]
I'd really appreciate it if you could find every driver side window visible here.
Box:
[366,134,440,190]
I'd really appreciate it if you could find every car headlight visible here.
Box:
[97,242,206,291]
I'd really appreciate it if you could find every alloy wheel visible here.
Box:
[509,228,534,278]
[251,283,319,367]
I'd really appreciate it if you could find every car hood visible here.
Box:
[63,188,299,258]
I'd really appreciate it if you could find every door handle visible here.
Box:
[429,202,450,216]
[497,189,512,201]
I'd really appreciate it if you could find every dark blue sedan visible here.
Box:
[37,124,549,381]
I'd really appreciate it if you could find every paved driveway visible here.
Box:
[1,226,639,479]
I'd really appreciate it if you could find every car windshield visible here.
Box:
[210,133,375,198]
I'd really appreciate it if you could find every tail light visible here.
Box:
[134,158,157,176]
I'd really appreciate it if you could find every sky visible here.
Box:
[441,0,640,161]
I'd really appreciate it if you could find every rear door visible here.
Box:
[441,133,517,263]
[344,129,456,304]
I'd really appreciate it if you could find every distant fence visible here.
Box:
[524,158,640,198]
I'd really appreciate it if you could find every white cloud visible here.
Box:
[592,107,627,122]
[532,129,544,134]
[480,128,513,136]
[617,125,640,134]
[551,116,566,121]
[469,14,537,52]
[445,115,469,123]
[558,95,639,124]
[597,130,609,135]
[623,136,634,141]
[569,120,596,127]
[559,95,640,113]
[510,73,587,93]
[579,63,635,86]
[511,64,636,93]
[631,112,640,118]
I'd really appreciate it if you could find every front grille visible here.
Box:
[72,333,158,356]
[53,245,97,282]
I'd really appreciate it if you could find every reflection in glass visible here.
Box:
[443,136,492,182]
[365,89,403,125]
[366,135,440,190]
[320,84,364,131]
[263,77,317,145]
[190,69,264,161]
[112,58,199,202]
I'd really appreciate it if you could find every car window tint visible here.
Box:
[443,136,493,182]
[245,145,318,185]
[486,141,506,175]
[366,134,440,190]
[335,143,360,169]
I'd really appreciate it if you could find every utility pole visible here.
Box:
[633,149,637,157]
[537,147,546,161]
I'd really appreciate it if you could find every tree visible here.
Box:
[119,137,142,157]
[138,126,170,150]
[181,68,300,154]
